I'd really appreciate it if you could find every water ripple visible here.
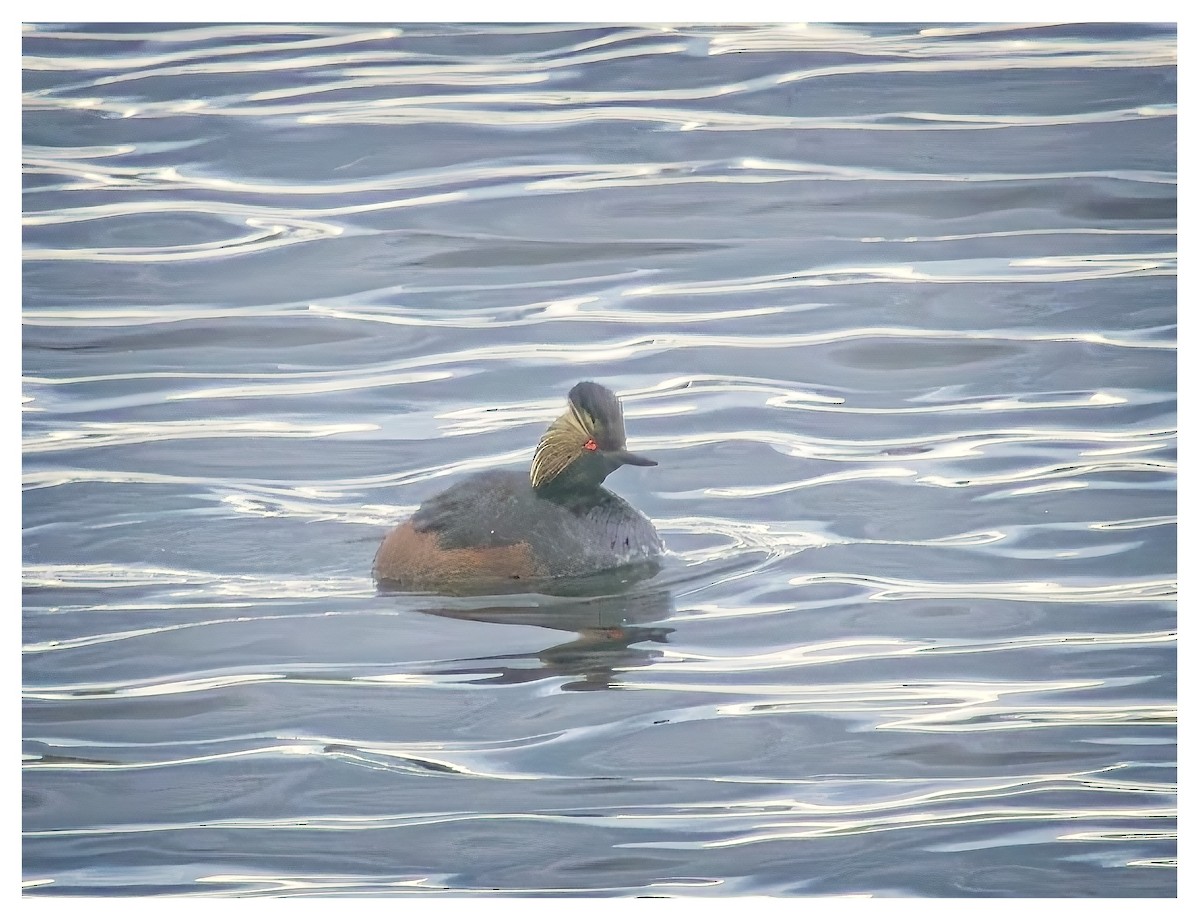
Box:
[22,22,1176,897]
[23,563,374,599]
[787,572,1173,604]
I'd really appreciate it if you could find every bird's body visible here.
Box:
[373,382,663,592]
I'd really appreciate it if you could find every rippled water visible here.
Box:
[22,22,1176,897]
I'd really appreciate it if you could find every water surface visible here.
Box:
[22,22,1176,897]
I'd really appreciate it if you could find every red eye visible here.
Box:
[583,438,598,451]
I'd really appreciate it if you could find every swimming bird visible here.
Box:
[373,381,664,592]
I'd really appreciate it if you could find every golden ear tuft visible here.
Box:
[530,402,596,490]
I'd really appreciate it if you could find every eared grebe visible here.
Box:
[373,381,664,591]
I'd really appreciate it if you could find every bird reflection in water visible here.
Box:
[377,564,674,691]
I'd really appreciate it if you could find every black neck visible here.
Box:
[534,473,611,511]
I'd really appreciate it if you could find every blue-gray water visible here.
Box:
[22,23,1176,897]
